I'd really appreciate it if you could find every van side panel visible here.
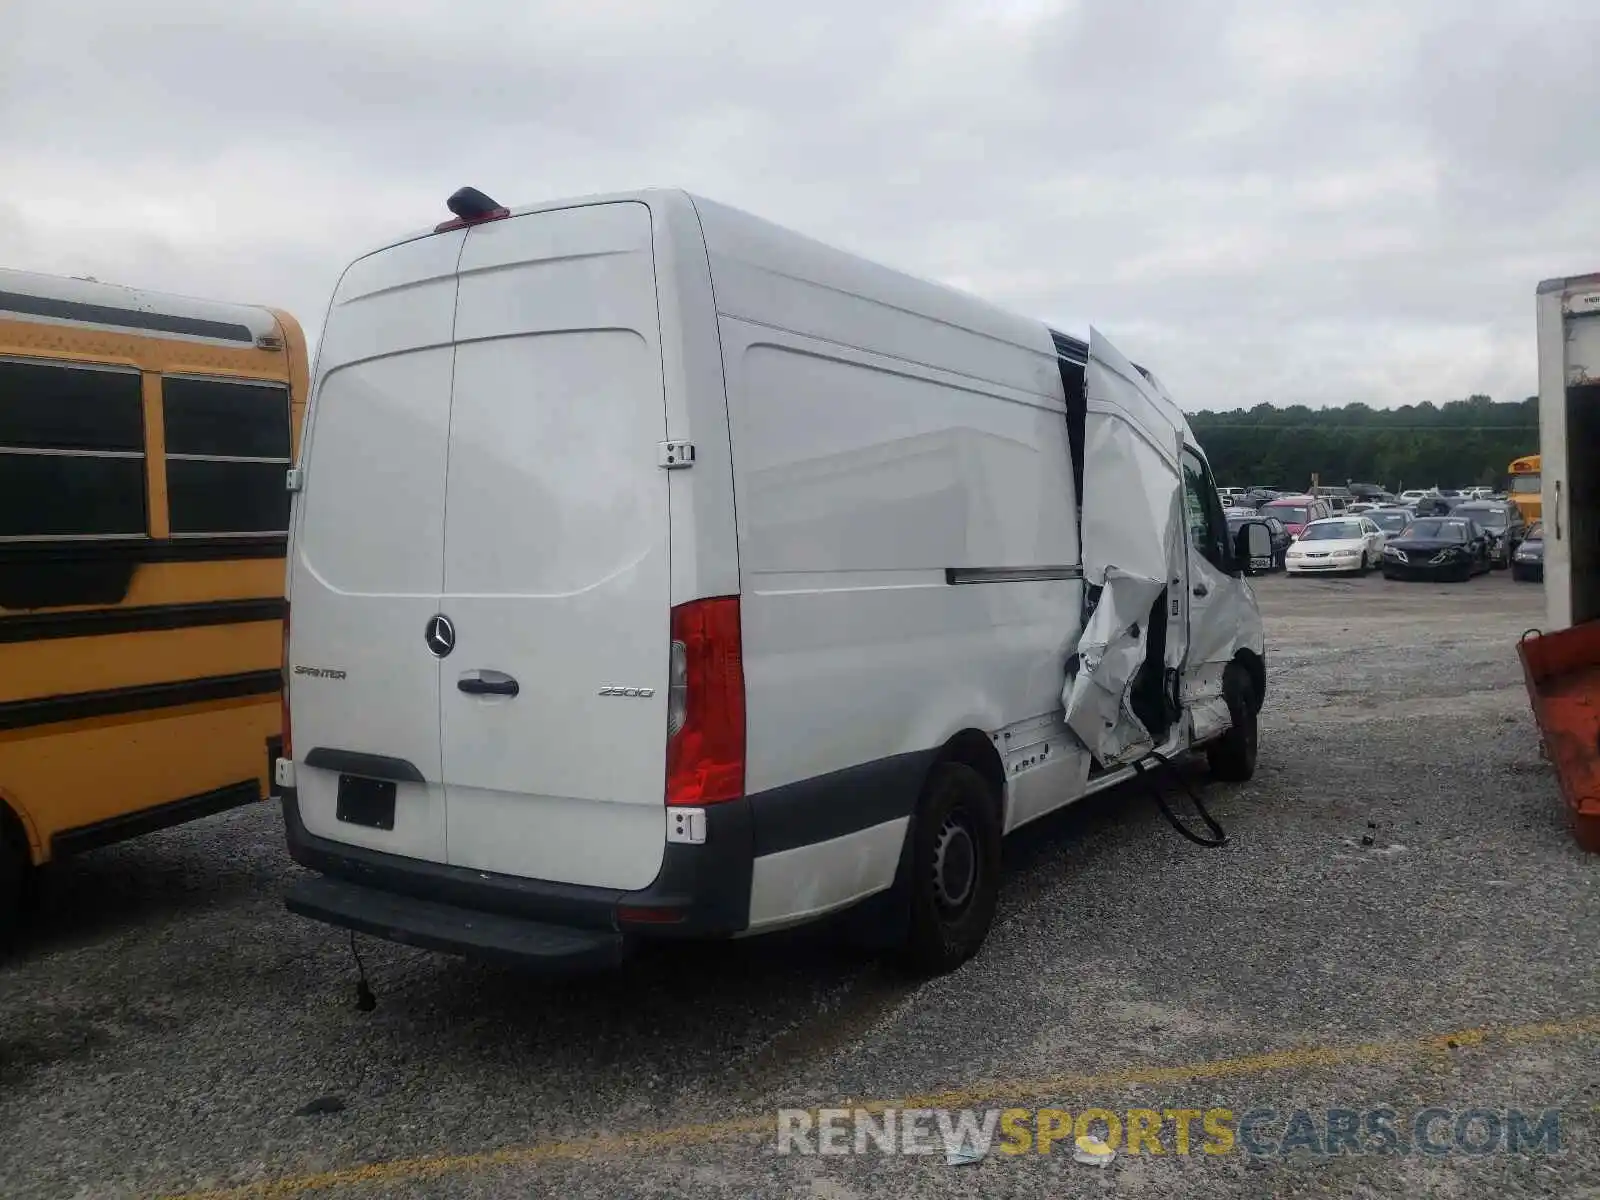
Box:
[695,200,1090,923]
[692,196,1061,399]
[721,323,1083,798]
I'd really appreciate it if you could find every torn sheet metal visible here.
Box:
[1062,565,1167,765]
[1063,329,1188,766]
[1183,661,1232,743]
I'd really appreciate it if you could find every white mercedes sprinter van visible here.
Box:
[278,187,1265,975]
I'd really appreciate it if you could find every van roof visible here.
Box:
[359,187,1086,364]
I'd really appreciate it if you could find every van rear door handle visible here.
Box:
[458,670,519,697]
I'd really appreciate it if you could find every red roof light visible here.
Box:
[434,186,511,233]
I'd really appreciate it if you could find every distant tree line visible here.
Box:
[1190,395,1538,492]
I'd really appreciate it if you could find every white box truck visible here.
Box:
[1536,272,1600,631]
[276,188,1267,975]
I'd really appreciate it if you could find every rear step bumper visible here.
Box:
[278,748,937,965]
[278,787,756,958]
[285,874,626,972]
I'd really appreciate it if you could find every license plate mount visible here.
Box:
[336,775,397,830]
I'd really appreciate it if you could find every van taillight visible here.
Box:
[665,597,744,806]
[280,607,292,760]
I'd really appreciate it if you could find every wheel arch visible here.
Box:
[1232,647,1266,714]
[928,729,1006,825]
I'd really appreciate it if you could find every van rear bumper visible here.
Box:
[279,788,755,963]
[284,873,627,972]
[280,748,936,966]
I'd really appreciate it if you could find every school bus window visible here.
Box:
[162,376,292,537]
[0,357,148,540]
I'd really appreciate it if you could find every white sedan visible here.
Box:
[1286,517,1387,575]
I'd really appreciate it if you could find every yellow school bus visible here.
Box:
[1508,453,1542,522]
[0,268,306,939]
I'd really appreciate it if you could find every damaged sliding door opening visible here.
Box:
[1060,329,1262,770]
[1063,331,1189,767]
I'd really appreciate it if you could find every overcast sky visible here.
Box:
[4,0,1595,410]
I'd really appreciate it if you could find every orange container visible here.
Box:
[1518,622,1600,854]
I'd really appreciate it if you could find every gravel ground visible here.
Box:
[2,570,1596,1199]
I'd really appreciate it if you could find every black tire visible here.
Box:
[899,763,1002,976]
[0,814,27,955]
[1207,665,1258,783]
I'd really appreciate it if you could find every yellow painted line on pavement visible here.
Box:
[162,1012,1600,1199]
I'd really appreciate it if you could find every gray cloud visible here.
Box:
[3,0,1595,408]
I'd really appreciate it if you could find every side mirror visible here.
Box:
[1233,521,1275,575]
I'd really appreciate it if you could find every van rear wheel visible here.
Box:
[899,763,1001,976]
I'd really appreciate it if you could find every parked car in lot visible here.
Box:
[1348,483,1394,504]
[1227,509,1289,570]
[1512,521,1545,582]
[1412,493,1466,517]
[1381,516,1493,581]
[1312,485,1353,513]
[1398,489,1429,506]
[1286,516,1386,575]
[1262,494,1334,540]
[1367,507,1415,538]
[1450,501,1526,569]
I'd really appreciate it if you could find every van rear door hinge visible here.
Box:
[658,440,696,469]
[285,467,305,492]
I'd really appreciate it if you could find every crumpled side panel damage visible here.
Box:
[1063,566,1167,765]
[1063,330,1187,767]
[1061,331,1265,765]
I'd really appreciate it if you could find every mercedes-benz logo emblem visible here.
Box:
[424,614,456,658]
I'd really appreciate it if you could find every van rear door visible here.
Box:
[288,232,465,864]
[439,203,671,890]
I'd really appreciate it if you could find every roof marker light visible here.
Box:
[434,186,511,233]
